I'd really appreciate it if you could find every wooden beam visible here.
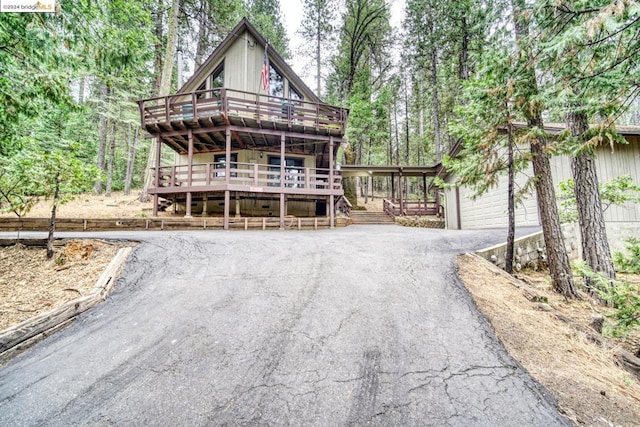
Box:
[398,169,403,215]
[153,135,162,217]
[423,173,428,216]
[280,132,285,230]
[224,190,230,230]
[186,129,193,217]
[225,127,231,184]
[329,136,335,228]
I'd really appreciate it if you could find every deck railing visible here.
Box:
[139,88,347,134]
[152,162,342,192]
[383,199,444,218]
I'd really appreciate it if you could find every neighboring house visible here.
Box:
[443,124,640,252]
[138,18,348,229]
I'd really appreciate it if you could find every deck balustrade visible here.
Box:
[152,162,342,195]
[139,87,347,135]
[383,198,444,218]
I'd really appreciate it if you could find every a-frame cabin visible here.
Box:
[138,18,348,229]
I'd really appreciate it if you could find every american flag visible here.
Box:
[261,44,269,91]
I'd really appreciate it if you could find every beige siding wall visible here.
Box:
[181,30,312,103]
[174,150,316,178]
[456,168,540,229]
[448,138,640,230]
[443,175,459,229]
[550,139,640,223]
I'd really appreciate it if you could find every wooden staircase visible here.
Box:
[349,211,396,225]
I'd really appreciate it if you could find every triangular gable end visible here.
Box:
[177,18,321,104]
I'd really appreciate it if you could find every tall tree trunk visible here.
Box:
[430,48,441,161]
[404,74,410,164]
[47,173,60,259]
[458,14,469,80]
[142,0,180,202]
[124,125,139,196]
[511,0,577,297]
[505,118,515,274]
[316,18,321,95]
[393,95,400,165]
[387,99,393,165]
[566,109,616,288]
[194,0,209,68]
[94,84,108,194]
[153,0,165,96]
[159,0,180,98]
[106,121,116,196]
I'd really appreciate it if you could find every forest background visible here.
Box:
[0,0,639,274]
[0,0,637,203]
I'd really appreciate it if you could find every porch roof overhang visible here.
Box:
[339,165,441,178]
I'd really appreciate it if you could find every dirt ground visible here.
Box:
[0,240,126,331]
[458,254,640,426]
[2,193,640,424]
[0,191,162,219]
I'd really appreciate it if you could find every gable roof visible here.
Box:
[177,18,322,104]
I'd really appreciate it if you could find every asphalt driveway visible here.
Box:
[0,226,568,426]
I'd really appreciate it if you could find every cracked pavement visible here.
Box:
[0,226,569,426]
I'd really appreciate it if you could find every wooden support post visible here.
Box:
[244,218,248,230]
[455,186,461,229]
[186,129,194,218]
[280,133,285,188]
[391,172,396,202]
[398,169,404,216]
[203,195,208,216]
[223,190,230,230]
[329,136,335,229]
[369,175,373,202]
[280,133,285,230]
[262,217,266,230]
[329,195,335,228]
[235,192,241,218]
[225,127,231,184]
[186,192,192,218]
[423,173,428,216]
[280,193,286,230]
[153,135,161,217]
[253,163,259,186]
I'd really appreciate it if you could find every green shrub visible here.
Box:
[613,237,640,274]
[573,260,640,338]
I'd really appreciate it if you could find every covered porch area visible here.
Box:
[339,165,445,218]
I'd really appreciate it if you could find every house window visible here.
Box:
[268,156,304,188]
[211,61,224,88]
[214,153,237,178]
[196,81,206,99]
[288,84,303,103]
[269,64,284,99]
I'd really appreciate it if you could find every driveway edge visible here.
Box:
[0,246,133,364]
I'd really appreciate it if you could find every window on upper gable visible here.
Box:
[211,61,224,88]
[269,64,284,99]
[288,84,303,103]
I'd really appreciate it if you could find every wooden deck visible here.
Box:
[139,88,347,154]
[149,161,342,196]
